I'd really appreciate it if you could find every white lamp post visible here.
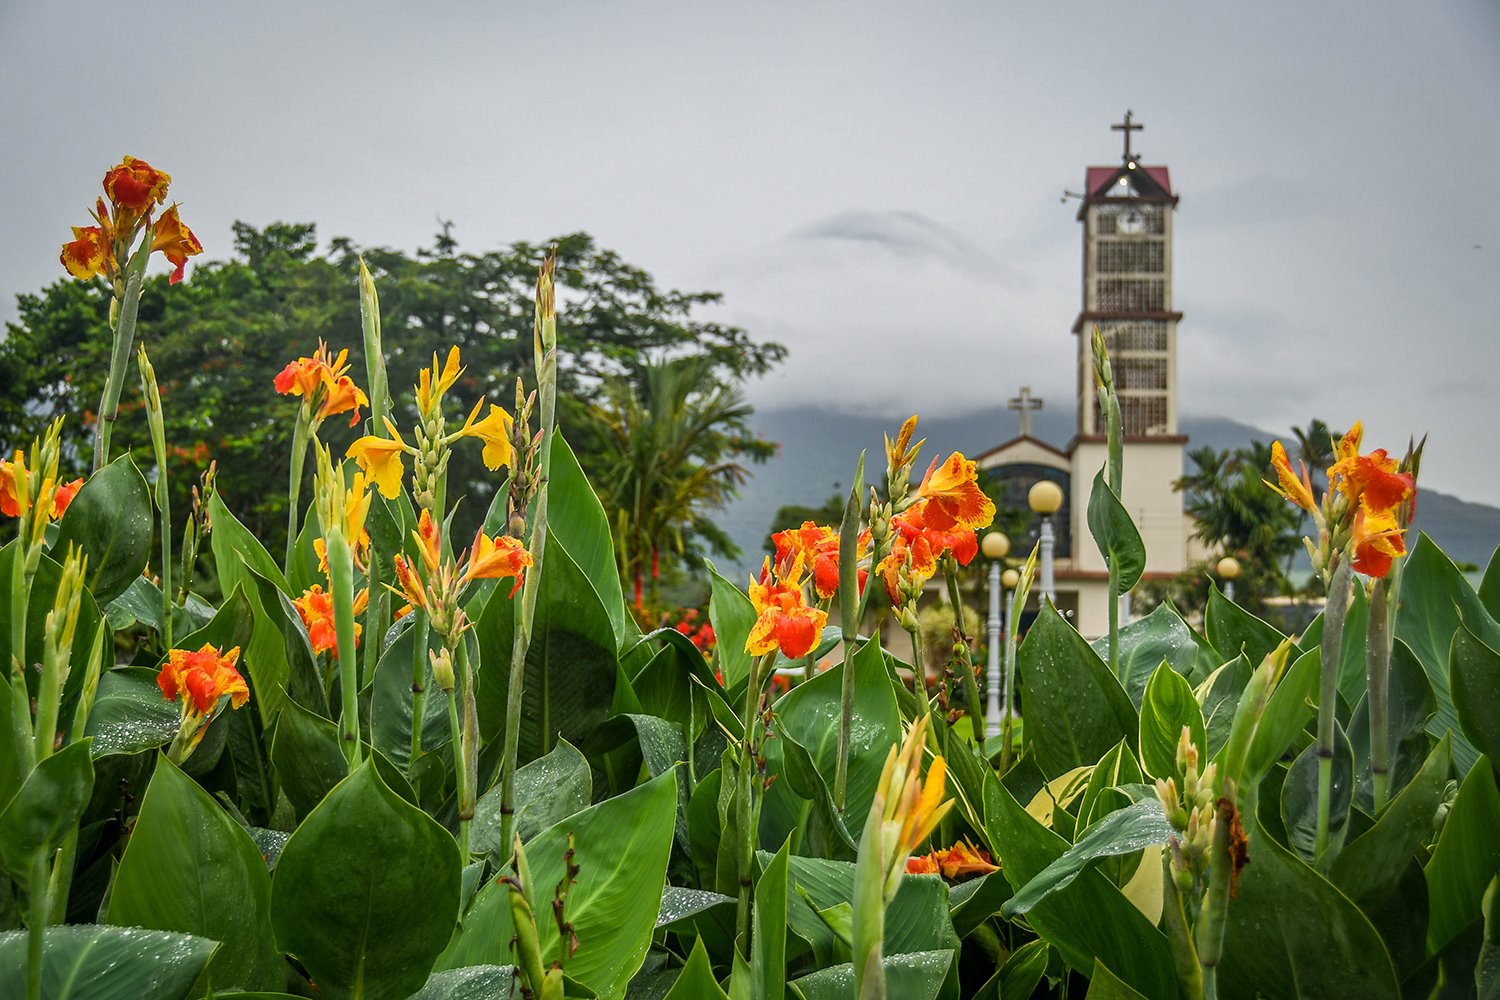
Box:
[1028,480,1064,606]
[1000,566,1020,728]
[980,531,1010,739]
[1217,555,1242,604]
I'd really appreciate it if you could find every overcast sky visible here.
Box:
[4,1,1499,502]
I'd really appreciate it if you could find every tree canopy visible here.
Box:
[0,222,785,573]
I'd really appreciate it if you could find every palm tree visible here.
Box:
[587,355,773,612]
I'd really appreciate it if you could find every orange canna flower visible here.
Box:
[60,225,114,280]
[157,643,248,715]
[103,156,171,215]
[934,839,999,880]
[346,422,412,499]
[51,477,84,518]
[1266,441,1317,514]
[457,403,515,471]
[885,414,925,473]
[293,584,366,657]
[414,508,442,574]
[464,529,533,594]
[149,204,203,284]
[1349,506,1407,578]
[275,342,367,428]
[913,453,996,532]
[905,852,941,876]
[745,557,828,659]
[392,554,427,610]
[1329,447,1413,518]
[319,374,369,428]
[0,453,82,521]
[771,521,870,600]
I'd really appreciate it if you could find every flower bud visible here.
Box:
[430,648,456,693]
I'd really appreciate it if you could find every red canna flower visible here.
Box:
[157,643,248,715]
[1349,506,1406,578]
[103,156,171,215]
[772,520,872,600]
[51,477,84,518]
[745,557,827,659]
[293,584,367,658]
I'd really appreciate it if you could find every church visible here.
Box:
[974,113,1202,638]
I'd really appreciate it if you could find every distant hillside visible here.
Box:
[716,406,1499,579]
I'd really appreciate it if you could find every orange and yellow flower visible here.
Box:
[1328,447,1413,518]
[1265,441,1317,513]
[771,521,871,600]
[392,554,427,610]
[745,557,828,659]
[60,224,114,281]
[1349,506,1407,578]
[149,204,203,285]
[913,453,995,532]
[876,500,976,604]
[464,529,532,594]
[293,584,368,657]
[457,403,515,471]
[0,453,82,521]
[103,156,171,216]
[157,643,249,715]
[906,839,1000,881]
[416,346,464,415]
[275,342,368,428]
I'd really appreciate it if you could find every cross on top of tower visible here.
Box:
[1008,386,1043,437]
[1111,110,1144,163]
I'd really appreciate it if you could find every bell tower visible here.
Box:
[1074,110,1182,438]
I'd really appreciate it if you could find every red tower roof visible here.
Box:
[1085,165,1173,198]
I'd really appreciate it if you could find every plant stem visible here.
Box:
[1000,590,1019,773]
[944,565,984,739]
[833,458,864,811]
[27,854,47,1000]
[1368,577,1392,813]
[907,625,930,721]
[93,235,151,473]
[9,528,36,774]
[140,354,172,650]
[735,652,772,953]
[446,672,469,858]
[327,530,361,771]
[1162,849,1204,1000]
[1195,798,1235,1000]
[1107,560,1120,678]
[410,615,430,767]
[284,407,311,569]
[1314,558,1351,867]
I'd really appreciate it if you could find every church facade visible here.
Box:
[976,114,1201,637]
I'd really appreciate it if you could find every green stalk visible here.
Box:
[410,615,431,766]
[9,521,36,773]
[458,638,478,856]
[735,651,774,952]
[850,790,887,1000]
[1000,601,1018,774]
[1162,850,1204,1000]
[1314,558,1351,867]
[944,563,984,739]
[93,233,152,472]
[833,454,864,810]
[357,258,391,434]
[361,556,383,689]
[1195,798,1234,1000]
[27,854,47,1000]
[907,625,929,721]
[284,406,311,568]
[327,529,361,771]
[1107,559,1121,678]
[138,347,172,649]
[1367,577,1392,813]
[446,670,468,858]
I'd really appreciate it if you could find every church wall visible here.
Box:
[1069,439,1188,575]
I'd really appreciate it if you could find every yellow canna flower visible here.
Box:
[457,403,515,471]
[1265,441,1317,514]
[346,419,413,499]
[415,346,464,415]
[463,529,533,594]
[913,452,996,532]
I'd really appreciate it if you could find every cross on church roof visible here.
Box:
[1008,386,1043,437]
[1112,110,1144,163]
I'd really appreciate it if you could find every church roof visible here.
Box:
[973,434,1072,472]
[1085,164,1173,198]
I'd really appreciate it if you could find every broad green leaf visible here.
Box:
[762,635,900,850]
[0,925,216,999]
[707,560,756,697]
[1349,639,1435,811]
[775,727,857,859]
[1075,739,1144,835]
[1004,800,1172,916]
[404,966,521,999]
[657,886,736,929]
[1016,602,1138,777]
[53,456,152,604]
[1086,959,1150,999]
[1452,622,1500,765]
[754,837,791,1000]
[85,666,179,757]
[1091,602,1200,707]
[983,773,1176,997]
[788,950,953,1000]
[994,939,1049,1000]
[271,759,461,1000]
[777,853,958,971]
[1396,532,1500,775]
[106,755,280,990]
[209,491,289,597]
[1205,582,1288,667]
[368,621,454,772]
[269,697,347,821]
[1199,655,1251,760]
[0,739,93,881]
[1139,663,1206,779]
[473,738,591,859]
[1426,757,1500,953]
[439,771,678,1000]
[1246,647,1319,782]
[1086,470,1144,593]
[547,434,639,651]
[474,538,616,762]
[1480,545,1500,622]
[1332,735,1450,906]
[1303,582,1372,706]
[948,872,1013,939]
[1219,815,1400,999]
[664,938,730,1000]
[175,585,255,666]
[1281,719,1354,862]
[247,570,325,720]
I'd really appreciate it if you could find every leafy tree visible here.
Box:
[586,355,774,612]
[0,223,785,574]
